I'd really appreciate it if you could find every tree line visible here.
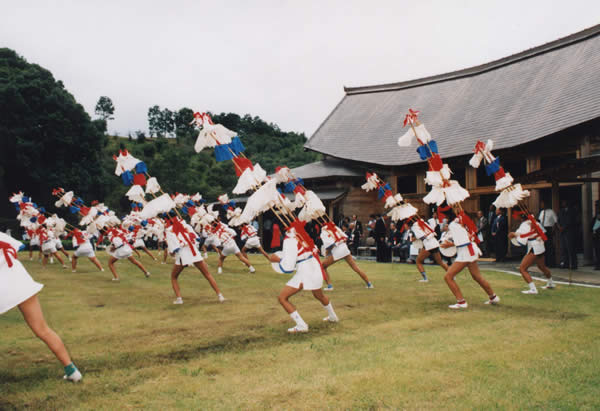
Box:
[0,48,319,230]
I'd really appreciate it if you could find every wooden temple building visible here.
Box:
[294,24,600,262]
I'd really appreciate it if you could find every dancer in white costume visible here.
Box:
[131,226,157,261]
[106,228,150,281]
[0,232,82,381]
[40,228,67,269]
[239,223,269,260]
[69,229,104,273]
[320,225,373,291]
[210,220,255,274]
[509,213,555,294]
[165,217,225,305]
[441,208,500,309]
[412,218,448,283]
[269,227,339,333]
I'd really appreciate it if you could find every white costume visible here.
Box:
[0,233,44,314]
[203,228,221,249]
[166,220,203,266]
[213,223,240,257]
[73,232,96,258]
[240,224,261,249]
[411,220,440,252]
[280,230,323,290]
[516,220,546,256]
[320,227,350,261]
[41,230,57,255]
[108,234,133,260]
[447,220,481,263]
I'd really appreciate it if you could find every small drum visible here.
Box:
[439,232,457,257]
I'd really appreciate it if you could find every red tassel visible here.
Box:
[437,205,451,222]
[79,206,90,216]
[232,157,254,177]
[527,214,548,242]
[459,211,480,243]
[473,140,486,154]
[133,173,147,186]
[429,154,444,171]
[494,167,506,181]
[324,222,345,242]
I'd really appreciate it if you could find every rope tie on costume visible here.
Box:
[0,241,17,267]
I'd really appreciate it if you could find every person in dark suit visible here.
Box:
[487,205,496,255]
[374,214,388,262]
[491,208,508,262]
[557,200,578,269]
[386,222,402,261]
[351,215,363,237]
[592,202,600,270]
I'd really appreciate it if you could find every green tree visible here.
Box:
[95,96,115,120]
[148,105,161,137]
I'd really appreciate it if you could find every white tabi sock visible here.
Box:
[290,311,307,328]
[547,277,554,286]
[323,302,338,319]
[528,282,537,291]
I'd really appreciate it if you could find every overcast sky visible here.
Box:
[2,1,600,137]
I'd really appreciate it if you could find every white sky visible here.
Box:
[2,0,600,137]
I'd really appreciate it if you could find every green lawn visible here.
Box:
[1,251,599,410]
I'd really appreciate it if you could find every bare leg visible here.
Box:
[235,252,252,268]
[257,246,270,259]
[60,249,70,259]
[519,252,537,284]
[141,247,156,260]
[278,285,303,314]
[536,255,552,278]
[193,261,221,295]
[416,248,430,273]
[132,248,141,258]
[89,256,104,271]
[321,255,334,286]
[163,247,168,263]
[18,295,72,366]
[311,288,330,305]
[127,256,148,275]
[108,256,119,279]
[444,261,469,301]
[432,252,449,271]
[53,252,65,267]
[241,246,249,260]
[467,262,495,297]
[71,256,78,271]
[218,255,226,269]
[344,255,371,284]
[29,245,33,260]
[171,264,185,298]
[42,254,48,268]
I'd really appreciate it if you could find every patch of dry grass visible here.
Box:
[1,251,600,409]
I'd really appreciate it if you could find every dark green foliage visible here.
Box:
[95,96,114,121]
[0,48,108,218]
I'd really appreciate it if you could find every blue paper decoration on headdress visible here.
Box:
[121,170,134,186]
[128,226,134,231]
[141,220,148,227]
[22,196,30,203]
[377,183,392,200]
[284,182,296,193]
[38,207,46,214]
[485,157,501,176]
[30,216,37,223]
[69,206,80,214]
[135,162,148,174]
[182,206,189,215]
[214,136,246,162]
[186,200,195,207]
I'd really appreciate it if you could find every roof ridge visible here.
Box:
[345,23,600,95]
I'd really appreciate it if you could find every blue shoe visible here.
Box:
[324,284,334,291]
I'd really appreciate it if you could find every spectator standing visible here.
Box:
[374,214,388,262]
[387,222,402,261]
[347,222,361,255]
[475,210,488,256]
[538,200,558,267]
[487,205,496,255]
[491,208,508,262]
[557,200,578,269]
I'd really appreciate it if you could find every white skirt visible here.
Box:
[133,239,145,249]
[332,243,351,261]
[204,237,221,248]
[175,245,204,266]
[41,241,57,255]
[74,241,95,258]
[222,240,240,257]
[244,236,261,249]
[527,239,545,256]
[0,259,44,314]
[30,237,40,247]
[109,244,133,259]
[54,239,63,249]
[286,257,324,290]
[455,243,482,263]
[423,236,440,251]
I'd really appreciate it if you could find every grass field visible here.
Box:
[2,251,600,410]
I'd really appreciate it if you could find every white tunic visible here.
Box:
[411,220,440,251]
[320,228,350,262]
[241,225,261,249]
[166,224,203,266]
[516,220,546,256]
[0,233,44,314]
[448,220,481,263]
[108,236,133,259]
[280,232,323,291]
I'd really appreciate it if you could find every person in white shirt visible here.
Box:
[509,214,554,294]
[538,200,558,267]
[269,227,339,333]
[211,221,255,274]
[0,232,82,382]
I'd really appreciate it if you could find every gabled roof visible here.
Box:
[286,159,363,180]
[305,24,600,166]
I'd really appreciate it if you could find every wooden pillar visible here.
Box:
[526,155,541,215]
[416,171,426,194]
[581,136,593,263]
[465,167,477,190]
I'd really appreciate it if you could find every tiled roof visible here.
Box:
[305,24,600,166]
